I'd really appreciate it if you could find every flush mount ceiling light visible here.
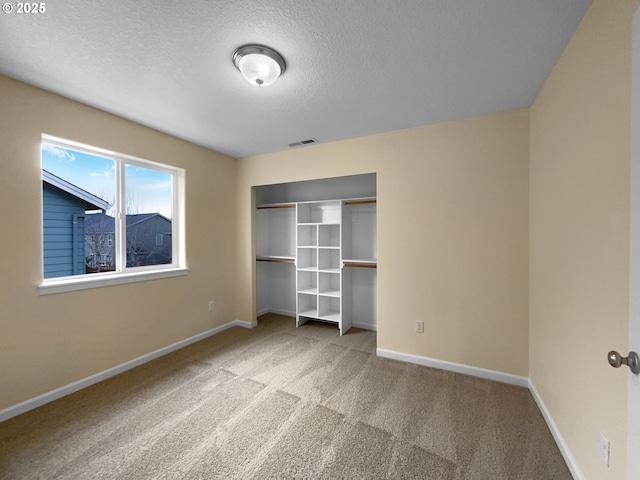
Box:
[233,45,286,87]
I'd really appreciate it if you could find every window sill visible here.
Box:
[38,268,190,295]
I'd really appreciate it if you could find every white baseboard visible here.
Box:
[529,381,585,480]
[255,313,376,332]
[257,308,296,318]
[376,348,529,388]
[0,319,255,423]
[352,322,377,331]
[232,319,258,329]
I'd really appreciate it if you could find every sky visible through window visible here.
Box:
[42,143,172,218]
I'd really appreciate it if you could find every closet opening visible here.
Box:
[255,173,377,335]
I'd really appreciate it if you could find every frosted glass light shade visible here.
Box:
[233,45,286,87]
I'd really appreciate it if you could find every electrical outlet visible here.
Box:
[599,432,610,467]
[415,320,424,333]
[208,301,215,311]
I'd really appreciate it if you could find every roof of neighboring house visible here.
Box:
[43,169,111,211]
[85,214,115,232]
[125,213,170,228]
[85,213,170,232]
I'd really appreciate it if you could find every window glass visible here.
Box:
[41,137,181,282]
[42,144,115,278]
[125,164,172,267]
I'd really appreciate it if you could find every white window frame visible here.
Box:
[39,134,188,295]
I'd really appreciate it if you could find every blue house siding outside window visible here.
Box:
[42,170,110,279]
[43,184,89,278]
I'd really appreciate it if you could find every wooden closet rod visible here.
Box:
[344,199,376,206]
[257,205,295,209]
[256,258,295,264]
[343,262,377,269]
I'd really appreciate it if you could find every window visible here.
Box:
[40,135,186,294]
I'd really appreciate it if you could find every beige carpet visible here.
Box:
[0,313,571,479]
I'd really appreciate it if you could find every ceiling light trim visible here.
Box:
[233,44,286,87]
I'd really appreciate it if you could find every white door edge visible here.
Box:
[628,8,640,480]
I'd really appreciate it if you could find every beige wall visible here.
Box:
[530,0,639,478]
[5,2,632,476]
[0,75,238,410]
[237,108,530,377]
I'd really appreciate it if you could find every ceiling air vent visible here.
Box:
[288,138,318,148]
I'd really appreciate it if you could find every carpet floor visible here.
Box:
[0,313,571,479]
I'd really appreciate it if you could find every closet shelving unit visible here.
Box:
[256,203,296,317]
[341,198,377,331]
[256,203,296,263]
[341,199,377,269]
[256,197,377,334]
[295,200,347,332]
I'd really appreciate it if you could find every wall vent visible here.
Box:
[288,138,318,148]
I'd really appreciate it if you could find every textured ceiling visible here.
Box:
[0,0,592,158]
